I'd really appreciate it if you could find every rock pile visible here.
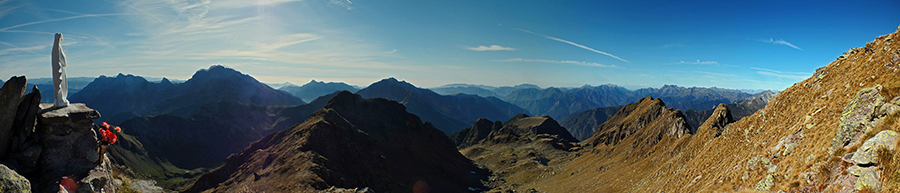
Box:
[0,76,118,193]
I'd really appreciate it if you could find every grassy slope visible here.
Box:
[517,27,900,192]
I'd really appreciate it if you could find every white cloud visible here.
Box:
[667,60,719,65]
[515,28,628,63]
[751,67,808,80]
[466,45,514,51]
[759,38,802,50]
[494,58,616,68]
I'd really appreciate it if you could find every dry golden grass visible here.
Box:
[493,26,900,192]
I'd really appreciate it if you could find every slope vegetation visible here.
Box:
[516,25,900,192]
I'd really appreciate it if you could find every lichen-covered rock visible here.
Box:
[753,174,775,192]
[0,164,31,192]
[851,130,899,165]
[831,86,884,153]
[853,166,881,191]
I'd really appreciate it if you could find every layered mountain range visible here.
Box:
[278,80,360,102]
[357,78,528,133]
[501,84,755,120]
[69,65,305,124]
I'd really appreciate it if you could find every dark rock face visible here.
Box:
[0,76,27,158]
[185,91,485,192]
[449,118,502,148]
[699,104,734,137]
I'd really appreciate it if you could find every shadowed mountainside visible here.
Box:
[185,91,486,192]
[69,65,305,124]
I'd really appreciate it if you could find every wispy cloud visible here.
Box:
[514,28,629,63]
[759,38,802,50]
[466,45,514,51]
[329,0,353,10]
[666,60,719,65]
[751,67,808,80]
[494,58,616,68]
[660,44,685,49]
[0,0,18,19]
[0,13,136,32]
[0,45,46,55]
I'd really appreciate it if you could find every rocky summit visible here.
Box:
[583,96,692,148]
[184,91,485,192]
[451,114,580,192]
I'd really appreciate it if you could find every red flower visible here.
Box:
[114,126,121,133]
[97,127,117,145]
[100,121,110,129]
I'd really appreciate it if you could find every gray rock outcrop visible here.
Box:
[0,76,27,158]
[852,130,899,165]
[831,86,891,153]
[0,164,30,192]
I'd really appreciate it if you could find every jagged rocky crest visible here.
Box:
[583,96,692,148]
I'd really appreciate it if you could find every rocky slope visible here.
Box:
[508,25,900,193]
[278,79,359,102]
[184,91,485,192]
[357,78,527,133]
[450,114,580,192]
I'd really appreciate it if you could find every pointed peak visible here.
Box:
[160,77,172,84]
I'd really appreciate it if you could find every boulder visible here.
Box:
[753,174,775,192]
[0,76,27,158]
[851,130,899,165]
[831,86,884,153]
[852,166,881,191]
[0,164,31,192]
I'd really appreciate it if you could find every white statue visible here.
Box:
[52,33,69,107]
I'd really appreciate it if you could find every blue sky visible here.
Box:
[0,0,898,90]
